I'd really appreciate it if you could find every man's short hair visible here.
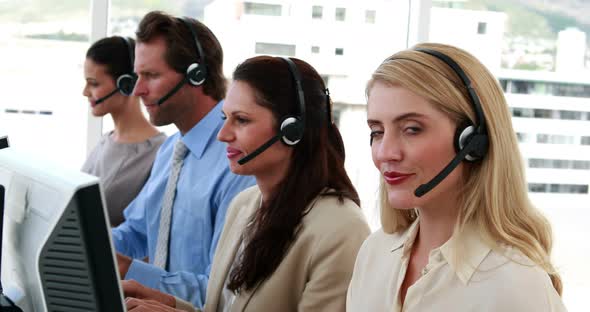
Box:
[136,11,226,101]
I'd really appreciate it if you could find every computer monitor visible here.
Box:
[0,148,125,312]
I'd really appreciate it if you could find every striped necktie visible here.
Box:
[153,139,188,269]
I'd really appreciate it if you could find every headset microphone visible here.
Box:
[156,76,189,106]
[414,133,487,197]
[237,134,281,165]
[94,89,119,105]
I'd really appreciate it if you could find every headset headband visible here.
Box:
[415,48,487,134]
[280,57,306,128]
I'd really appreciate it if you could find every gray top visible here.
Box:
[82,131,167,226]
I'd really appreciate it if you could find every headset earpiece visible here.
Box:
[454,121,488,162]
[156,18,208,106]
[187,63,205,86]
[95,37,136,105]
[180,17,207,86]
[280,116,304,146]
[118,37,136,96]
[116,73,137,96]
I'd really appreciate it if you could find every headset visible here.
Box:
[410,48,489,197]
[237,57,307,165]
[157,17,208,106]
[95,36,137,105]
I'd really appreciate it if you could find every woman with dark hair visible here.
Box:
[124,56,370,312]
[83,36,166,226]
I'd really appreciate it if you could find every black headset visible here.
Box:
[237,57,307,165]
[95,36,137,104]
[412,48,489,197]
[157,17,208,106]
[278,57,306,146]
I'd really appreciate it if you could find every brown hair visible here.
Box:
[227,56,360,292]
[86,36,134,80]
[136,11,226,101]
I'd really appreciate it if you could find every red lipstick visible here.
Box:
[383,171,414,185]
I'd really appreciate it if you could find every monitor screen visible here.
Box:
[0,148,125,312]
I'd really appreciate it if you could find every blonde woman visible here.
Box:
[347,43,566,311]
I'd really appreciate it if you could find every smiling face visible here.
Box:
[217,81,293,182]
[368,81,463,210]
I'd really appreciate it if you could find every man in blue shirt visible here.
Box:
[111,11,254,309]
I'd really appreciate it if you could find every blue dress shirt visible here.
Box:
[111,101,255,308]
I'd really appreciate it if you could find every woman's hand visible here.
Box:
[125,297,183,311]
[122,280,176,307]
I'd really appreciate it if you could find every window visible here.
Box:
[501,79,590,98]
[528,158,590,170]
[335,48,344,56]
[511,107,588,121]
[365,10,376,24]
[244,2,282,16]
[477,22,487,34]
[515,132,533,143]
[528,183,589,194]
[335,8,346,21]
[255,42,296,56]
[559,110,582,120]
[582,136,590,145]
[533,109,552,118]
[0,0,91,169]
[311,46,320,54]
[109,3,183,35]
[536,134,575,144]
[511,107,534,118]
[312,5,323,19]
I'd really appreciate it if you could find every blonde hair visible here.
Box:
[368,42,562,295]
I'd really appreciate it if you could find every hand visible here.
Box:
[125,297,183,311]
[116,252,133,278]
[122,280,176,307]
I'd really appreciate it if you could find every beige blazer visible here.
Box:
[201,186,370,312]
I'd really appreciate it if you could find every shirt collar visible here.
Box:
[180,100,224,159]
[389,219,492,285]
[439,222,491,285]
[389,219,419,253]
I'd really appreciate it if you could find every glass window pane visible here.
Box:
[110,1,183,36]
[365,10,376,24]
[312,5,323,19]
[335,8,346,21]
[0,0,91,169]
[243,2,282,16]
[477,22,487,34]
[255,42,295,56]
